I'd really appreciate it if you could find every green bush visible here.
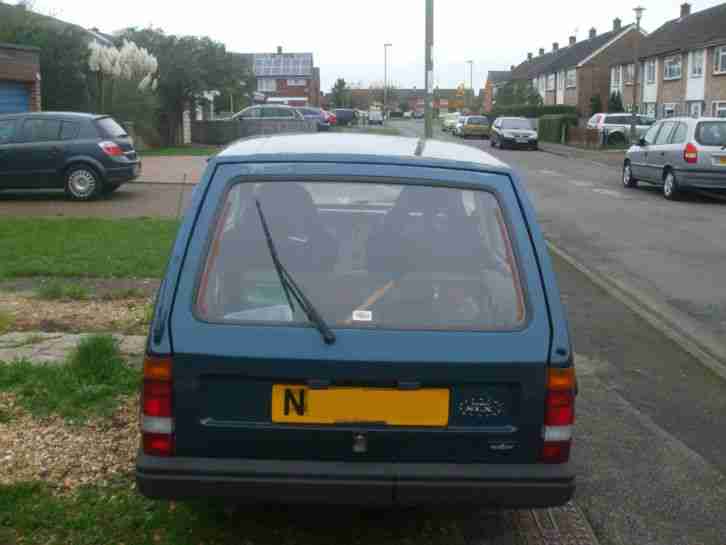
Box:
[538,114,580,143]
[489,104,579,119]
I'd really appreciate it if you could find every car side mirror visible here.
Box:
[638,137,647,147]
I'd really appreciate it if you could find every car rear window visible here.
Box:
[501,119,531,130]
[0,119,16,144]
[95,117,127,138]
[196,182,526,331]
[468,117,488,125]
[695,121,726,147]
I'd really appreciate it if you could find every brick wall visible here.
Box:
[30,79,41,111]
[579,27,644,114]
[564,87,578,107]
[0,45,39,82]
[659,54,688,108]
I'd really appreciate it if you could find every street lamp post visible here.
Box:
[384,43,392,121]
[424,0,434,138]
[631,6,645,143]
[466,60,473,111]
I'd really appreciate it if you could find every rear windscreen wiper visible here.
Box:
[255,200,336,345]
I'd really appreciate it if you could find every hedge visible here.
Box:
[489,104,579,119]
[537,114,579,143]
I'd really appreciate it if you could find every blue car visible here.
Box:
[136,133,576,507]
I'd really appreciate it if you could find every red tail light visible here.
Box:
[98,141,124,157]
[684,142,698,164]
[141,355,174,456]
[540,367,576,464]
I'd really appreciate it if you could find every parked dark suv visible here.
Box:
[0,112,141,200]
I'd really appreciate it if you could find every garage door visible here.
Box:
[0,81,30,114]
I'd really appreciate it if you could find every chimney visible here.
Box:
[553,42,559,52]
[613,18,622,31]
[276,46,282,54]
[589,27,597,39]
[539,48,545,56]
[510,65,515,71]
[527,52,533,61]
[569,35,576,46]
[680,3,691,17]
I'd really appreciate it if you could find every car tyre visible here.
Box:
[608,132,625,146]
[663,170,681,201]
[622,162,638,188]
[65,164,102,201]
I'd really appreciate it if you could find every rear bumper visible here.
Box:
[501,137,538,148]
[106,160,141,183]
[675,168,726,190]
[136,452,574,507]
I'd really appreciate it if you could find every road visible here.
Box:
[3,126,726,544]
[392,119,726,359]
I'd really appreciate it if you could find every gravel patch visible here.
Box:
[0,393,138,493]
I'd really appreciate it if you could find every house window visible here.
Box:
[646,60,656,83]
[624,64,634,84]
[713,101,726,118]
[558,71,564,90]
[714,46,726,74]
[547,74,555,91]
[612,66,621,86]
[287,79,307,87]
[664,55,682,80]
[257,79,277,92]
[566,69,576,88]
[689,102,702,118]
[690,50,704,77]
[663,103,678,118]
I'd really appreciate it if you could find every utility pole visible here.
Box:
[424,0,434,138]
[466,60,473,111]
[384,43,392,122]
[631,6,645,143]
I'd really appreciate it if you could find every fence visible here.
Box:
[566,127,604,149]
[191,118,317,146]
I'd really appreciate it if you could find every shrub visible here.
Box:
[538,114,580,143]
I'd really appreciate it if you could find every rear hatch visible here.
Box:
[168,166,552,466]
[95,116,138,160]
[695,120,726,173]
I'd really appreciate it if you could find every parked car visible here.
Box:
[623,116,726,200]
[459,116,491,139]
[232,105,304,121]
[442,112,462,132]
[333,108,357,126]
[0,111,141,200]
[136,132,576,508]
[324,111,337,126]
[403,111,413,119]
[587,113,656,146]
[368,109,384,125]
[297,107,330,131]
[490,117,538,150]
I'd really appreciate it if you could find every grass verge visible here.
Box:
[0,479,470,545]
[0,310,14,333]
[0,335,138,421]
[100,287,146,300]
[140,146,220,156]
[35,281,91,301]
[0,218,179,279]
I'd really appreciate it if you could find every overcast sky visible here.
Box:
[18,0,725,91]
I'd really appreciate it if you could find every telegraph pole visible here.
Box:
[384,43,392,122]
[424,0,434,138]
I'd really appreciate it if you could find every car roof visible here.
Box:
[0,111,102,120]
[216,133,509,171]
[659,116,724,123]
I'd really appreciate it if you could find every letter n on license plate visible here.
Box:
[270,385,449,426]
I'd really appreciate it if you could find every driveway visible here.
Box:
[136,155,207,184]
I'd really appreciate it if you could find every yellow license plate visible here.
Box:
[719,157,726,165]
[271,385,449,427]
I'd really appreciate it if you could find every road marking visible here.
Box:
[568,180,595,188]
[592,188,628,199]
[538,169,563,176]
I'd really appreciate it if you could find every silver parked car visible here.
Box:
[588,113,656,146]
[623,117,726,200]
